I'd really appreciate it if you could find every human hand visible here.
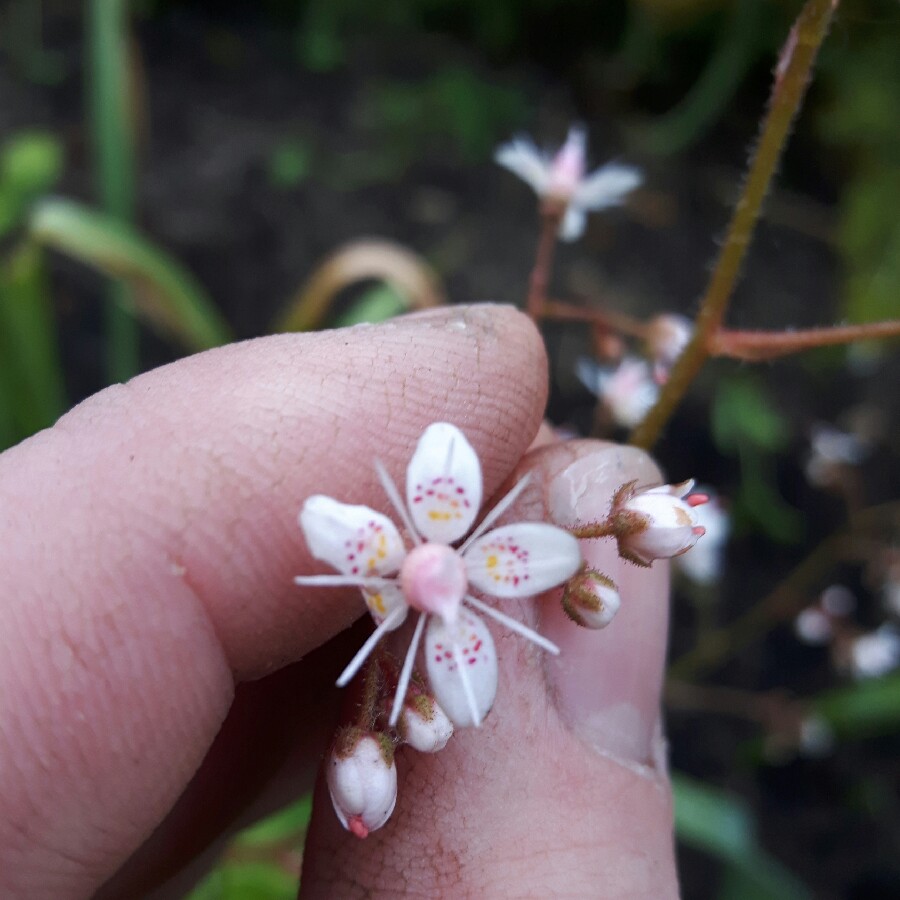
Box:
[0,305,677,898]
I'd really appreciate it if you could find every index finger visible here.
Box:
[0,304,547,899]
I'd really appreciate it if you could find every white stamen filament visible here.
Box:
[336,605,407,687]
[454,633,481,727]
[374,458,422,546]
[389,612,427,727]
[294,574,393,588]
[465,594,560,655]
[458,474,532,555]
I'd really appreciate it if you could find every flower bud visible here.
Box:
[398,692,454,753]
[562,569,620,629]
[327,728,397,839]
[612,480,707,567]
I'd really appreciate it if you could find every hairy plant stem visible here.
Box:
[526,205,562,319]
[669,500,900,682]
[629,0,840,452]
[711,320,900,360]
[540,298,650,340]
[357,653,383,731]
[569,521,616,540]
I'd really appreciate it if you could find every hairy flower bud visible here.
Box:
[398,692,454,753]
[327,728,397,839]
[611,480,707,567]
[562,569,621,629]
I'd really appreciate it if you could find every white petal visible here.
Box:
[575,356,604,396]
[425,611,497,728]
[559,205,587,242]
[464,523,582,599]
[573,162,642,210]
[362,582,408,629]
[406,423,482,544]
[299,495,406,577]
[494,137,550,195]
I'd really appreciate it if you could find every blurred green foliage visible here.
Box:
[673,773,812,899]
[0,132,63,237]
[818,33,900,335]
[711,374,803,543]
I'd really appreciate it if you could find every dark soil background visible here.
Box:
[2,1,899,897]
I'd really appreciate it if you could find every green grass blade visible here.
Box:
[30,199,232,352]
[88,0,139,380]
[0,242,65,439]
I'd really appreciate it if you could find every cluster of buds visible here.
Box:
[326,659,455,838]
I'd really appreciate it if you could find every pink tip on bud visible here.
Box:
[686,493,710,508]
[348,815,369,839]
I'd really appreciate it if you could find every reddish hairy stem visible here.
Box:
[526,205,562,319]
[712,320,900,360]
[629,0,840,451]
[540,298,651,340]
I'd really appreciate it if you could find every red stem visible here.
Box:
[712,320,900,360]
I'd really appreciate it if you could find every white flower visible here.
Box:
[805,423,869,488]
[327,730,397,839]
[494,124,642,241]
[674,490,729,586]
[576,355,659,429]
[645,314,693,384]
[296,423,582,728]
[794,607,834,645]
[850,625,900,680]
[612,479,707,567]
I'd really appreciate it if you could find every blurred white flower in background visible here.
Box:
[576,355,659,428]
[494,124,642,241]
[849,625,900,680]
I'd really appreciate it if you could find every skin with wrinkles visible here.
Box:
[0,304,678,900]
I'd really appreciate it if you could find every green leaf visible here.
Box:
[1,131,64,196]
[267,140,312,188]
[29,199,232,352]
[811,671,900,739]
[673,772,755,861]
[188,861,297,900]
[711,376,789,455]
[673,773,811,900]
[233,796,312,848]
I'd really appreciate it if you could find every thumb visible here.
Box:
[299,441,677,898]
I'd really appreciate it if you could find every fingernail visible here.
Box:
[540,444,670,765]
